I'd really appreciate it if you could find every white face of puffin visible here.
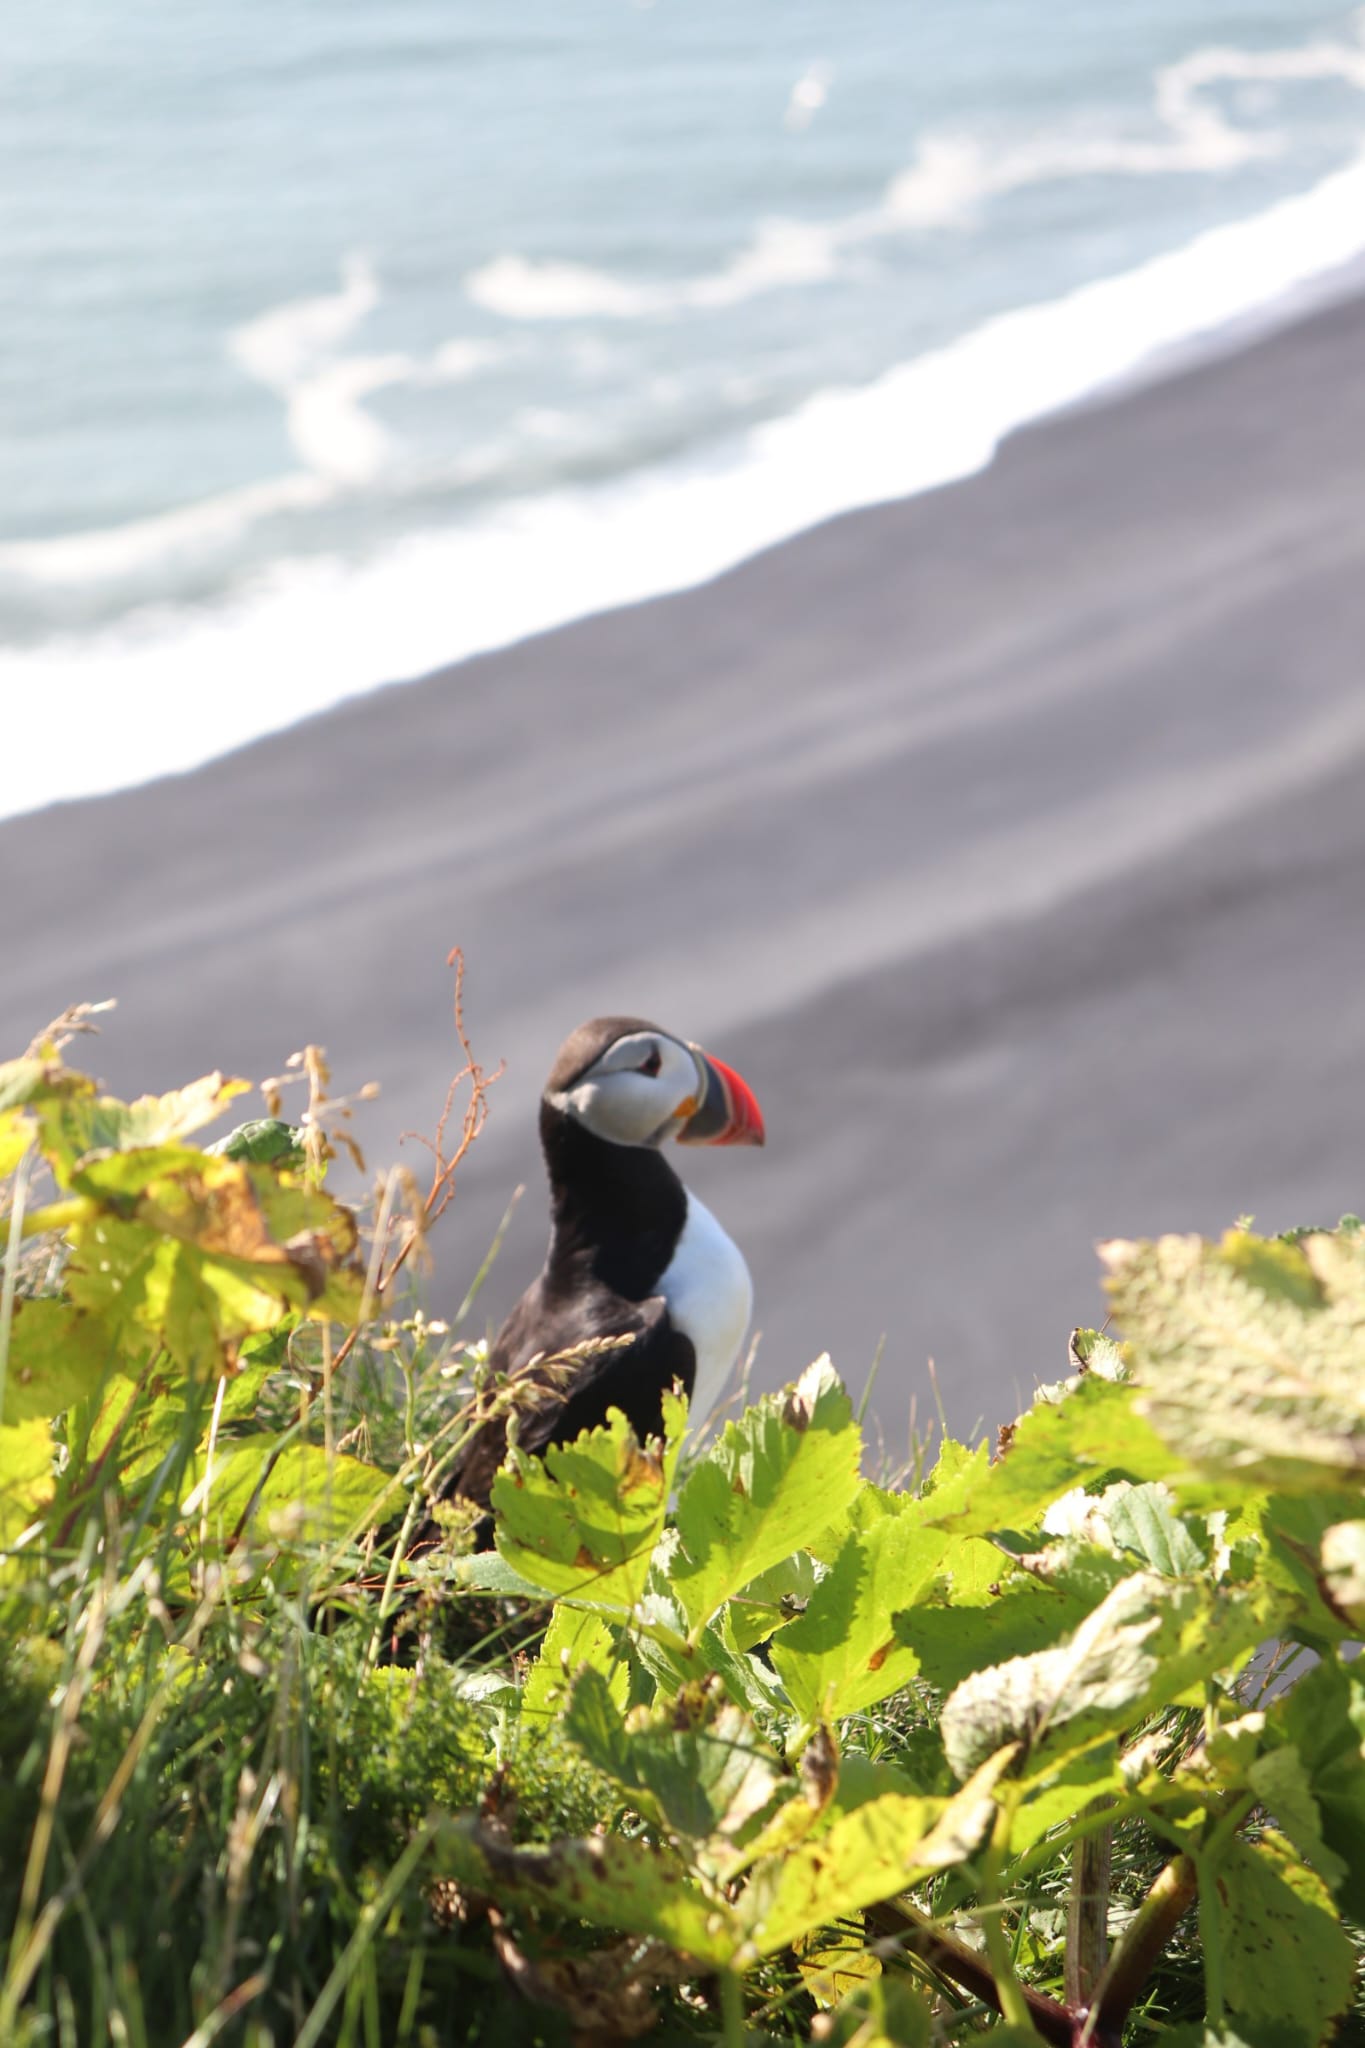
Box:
[547,1027,764,1151]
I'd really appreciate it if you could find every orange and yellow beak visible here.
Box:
[676,1045,765,1147]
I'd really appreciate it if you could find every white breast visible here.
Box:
[659,1188,753,1435]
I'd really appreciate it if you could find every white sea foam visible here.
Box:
[0,472,333,586]
[227,252,381,392]
[469,12,1365,320]
[6,133,1365,822]
[0,266,503,586]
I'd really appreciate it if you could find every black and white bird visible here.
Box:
[446,1015,764,1509]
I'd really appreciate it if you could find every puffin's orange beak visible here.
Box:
[676,1046,765,1147]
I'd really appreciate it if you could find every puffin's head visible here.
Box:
[543,1016,765,1150]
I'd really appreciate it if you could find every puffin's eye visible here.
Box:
[638,1044,662,1078]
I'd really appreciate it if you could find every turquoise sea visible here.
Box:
[4,2,1365,816]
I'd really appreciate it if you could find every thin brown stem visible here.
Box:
[865,1898,1076,2047]
[1087,1853,1198,2040]
[1066,1807,1113,2011]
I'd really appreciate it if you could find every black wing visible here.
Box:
[444,1277,696,1511]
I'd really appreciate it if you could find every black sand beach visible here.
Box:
[5,289,1365,1448]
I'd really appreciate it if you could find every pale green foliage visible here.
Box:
[493,1390,685,1609]
[1104,1227,1365,1488]
[668,1354,862,1635]
[4,1045,1365,2046]
[1212,1833,1354,2042]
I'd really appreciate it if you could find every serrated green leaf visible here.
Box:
[522,1607,628,1724]
[1102,1482,1210,1576]
[923,1375,1191,1542]
[493,1397,683,1610]
[63,1151,362,1367]
[670,1358,862,1637]
[726,1549,823,1652]
[1211,1833,1354,2044]
[0,1054,93,1118]
[940,1570,1281,1780]
[1276,1660,1365,1920]
[893,1569,1096,1697]
[42,1073,251,1165]
[1068,1327,1130,1378]
[1105,1230,1365,1491]
[436,1814,737,1965]
[1246,1747,1348,1891]
[0,1298,123,1422]
[1255,1492,1362,1642]
[737,1747,1012,1958]
[772,1508,948,1724]
[565,1668,785,1840]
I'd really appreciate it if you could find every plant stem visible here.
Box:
[866,1899,1074,2046]
[1066,1805,1112,2011]
[1088,1853,1198,2040]
[719,1968,746,2048]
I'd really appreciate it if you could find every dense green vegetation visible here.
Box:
[2,1017,1363,2046]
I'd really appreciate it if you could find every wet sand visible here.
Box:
[5,288,1365,1448]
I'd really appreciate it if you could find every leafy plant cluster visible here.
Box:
[1,1034,1363,2048]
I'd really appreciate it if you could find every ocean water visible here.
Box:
[4,1,1365,820]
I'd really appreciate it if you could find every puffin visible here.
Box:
[445,1015,764,1510]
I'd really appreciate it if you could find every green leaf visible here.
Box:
[1276,1659,1365,1919]
[522,1607,628,1724]
[1101,1482,1210,1576]
[893,1570,1097,1699]
[564,1668,785,1841]
[1157,2030,1312,2048]
[0,1054,93,1119]
[736,1748,1012,1958]
[0,1108,33,1181]
[449,1549,555,1599]
[814,1977,933,2047]
[436,1815,737,1965]
[1007,1743,1122,1855]
[726,1548,823,1652]
[1068,1327,1131,1378]
[0,1298,125,1423]
[939,1570,1280,1780]
[0,1418,54,1550]
[1246,1747,1347,1891]
[1255,1492,1363,1643]
[63,1152,362,1366]
[190,1436,389,1552]
[32,1072,249,1173]
[922,1374,1191,1541]
[1104,1230,1365,1491]
[772,1504,949,1724]
[669,1358,862,1637]
[493,1397,684,1611]
[1211,1833,1355,2044]
[206,1118,306,1168]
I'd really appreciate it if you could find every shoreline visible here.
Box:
[8,146,1365,825]
[6,280,1365,1442]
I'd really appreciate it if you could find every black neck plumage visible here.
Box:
[539,1102,687,1303]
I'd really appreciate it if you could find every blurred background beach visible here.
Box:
[4,2,1365,1445]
